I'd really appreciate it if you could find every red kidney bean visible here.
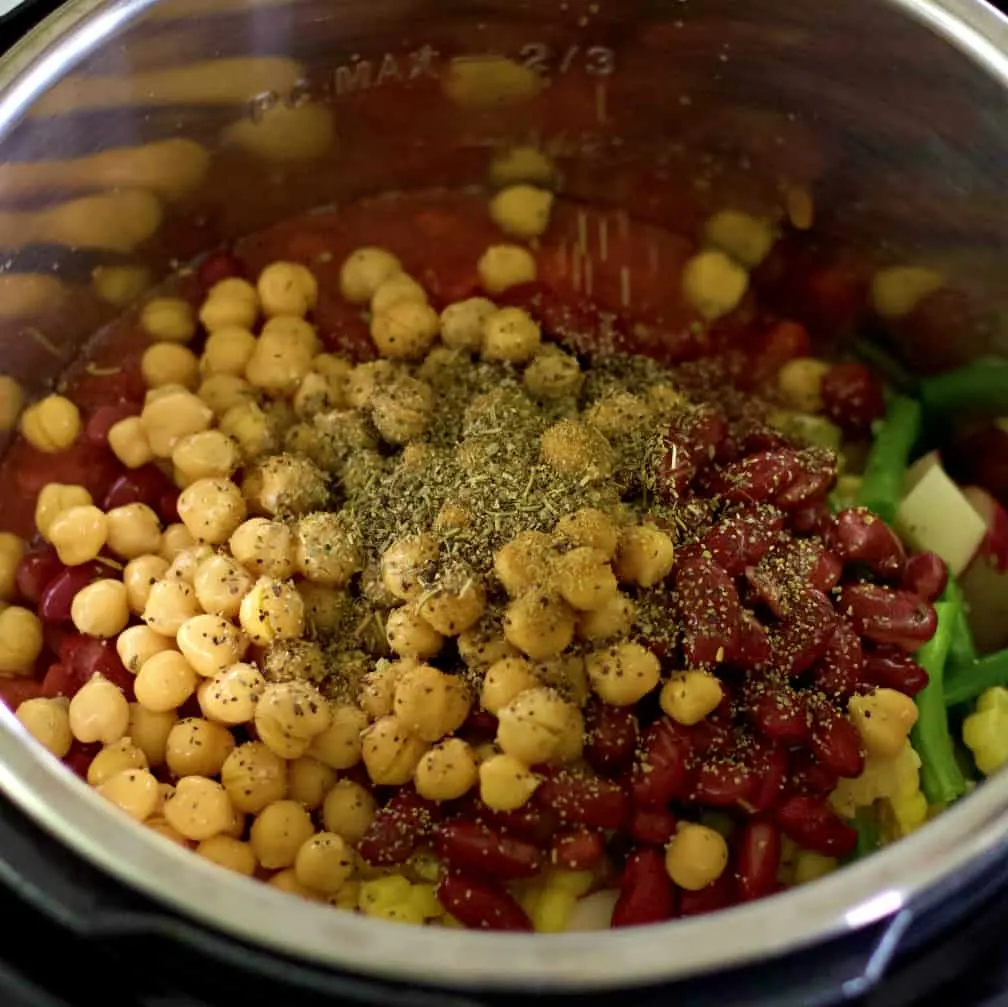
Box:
[748,543,840,617]
[669,405,729,463]
[826,507,906,578]
[808,701,864,779]
[102,466,174,512]
[743,680,808,744]
[776,794,858,858]
[901,551,948,603]
[0,676,43,709]
[60,634,133,697]
[40,662,75,699]
[688,756,758,808]
[535,768,628,830]
[84,403,139,447]
[550,829,606,871]
[629,806,678,846]
[463,708,498,738]
[790,499,832,537]
[769,589,838,676]
[584,698,638,775]
[64,742,101,779]
[436,872,532,932]
[358,790,442,866]
[775,448,836,510]
[730,612,772,668]
[38,563,107,623]
[862,645,930,696]
[788,750,839,796]
[711,450,799,505]
[435,819,542,880]
[701,506,784,577]
[158,489,180,524]
[812,620,864,700]
[16,548,63,605]
[612,848,676,927]
[735,820,782,902]
[676,555,741,666]
[14,440,120,506]
[752,320,812,382]
[678,870,736,917]
[466,797,558,846]
[196,249,245,291]
[821,362,886,437]
[630,719,692,807]
[838,584,938,651]
[745,740,788,813]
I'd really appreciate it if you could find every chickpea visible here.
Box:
[248,799,315,869]
[614,524,675,588]
[254,680,331,759]
[71,579,129,638]
[176,477,246,545]
[385,606,444,660]
[0,532,24,601]
[552,546,619,613]
[308,704,368,769]
[106,417,154,469]
[292,371,346,420]
[242,452,328,517]
[871,265,944,320]
[493,534,554,599]
[339,247,402,304]
[221,741,288,813]
[34,482,92,540]
[295,512,362,586]
[141,342,200,390]
[120,556,169,616]
[380,534,438,602]
[200,375,256,418]
[585,392,653,440]
[481,307,541,364]
[416,571,486,637]
[197,662,265,726]
[106,503,162,560]
[287,757,336,809]
[440,297,496,352]
[345,358,398,410]
[238,576,305,645]
[660,671,724,726]
[503,590,575,661]
[0,605,43,673]
[159,523,197,562]
[193,553,254,618]
[777,357,830,414]
[489,184,554,239]
[555,508,619,559]
[86,737,148,786]
[371,273,427,315]
[141,297,196,343]
[268,868,319,899]
[16,696,72,757]
[477,244,537,294]
[322,779,376,844]
[201,327,257,377]
[455,620,516,670]
[142,579,201,637]
[496,686,583,765]
[163,717,236,777]
[481,657,539,715]
[165,544,214,585]
[664,822,729,891]
[848,688,918,758]
[0,374,23,432]
[682,249,749,321]
[48,504,108,566]
[704,210,776,269]
[134,650,199,712]
[586,642,661,706]
[393,663,471,742]
[540,419,614,480]
[576,591,636,642]
[524,345,583,400]
[20,394,80,453]
[415,737,478,801]
[370,375,434,445]
[68,675,129,744]
[646,383,689,419]
[196,835,257,876]
[98,768,161,822]
[359,659,410,720]
[227,518,294,579]
[294,832,354,895]
[245,320,317,396]
[172,430,241,486]
[199,277,259,332]
[163,776,234,841]
[361,715,429,785]
[370,300,440,360]
[175,614,246,678]
[257,261,318,318]
[479,752,540,812]
[140,388,213,458]
[127,702,177,767]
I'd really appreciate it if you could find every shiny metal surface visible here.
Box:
[0,0,1006,990]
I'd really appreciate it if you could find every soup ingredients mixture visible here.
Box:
[0,182,1004,933]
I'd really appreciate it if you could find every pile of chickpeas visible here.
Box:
[0,181,920,925]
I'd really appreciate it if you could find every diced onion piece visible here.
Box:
[564,890,619,932]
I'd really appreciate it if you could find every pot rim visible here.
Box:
[1,0,1008,991]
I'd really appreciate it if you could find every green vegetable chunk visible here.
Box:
[912,601,969,805]
[944,650,1008,707]
[857,395,921,523]
[919,360,1008,418]
[845,806,881,863]
[943,575,978,670]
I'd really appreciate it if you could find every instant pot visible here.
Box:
[1,0,1008,1003]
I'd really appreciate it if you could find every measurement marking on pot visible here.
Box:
[330,46,440,96]
[520,42,616,79]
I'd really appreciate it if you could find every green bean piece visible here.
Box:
[857,395,922,523]
[919,360,1008,418]
[912,601,968,805]
[845,806,881,863]
[942,576,978,670]
[944,650,1008,706]
[851,337,919,396]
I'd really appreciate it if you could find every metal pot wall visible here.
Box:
[0,0,1006,995]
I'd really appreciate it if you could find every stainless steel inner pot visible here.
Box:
[0,0,1006,992]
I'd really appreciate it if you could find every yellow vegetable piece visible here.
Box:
[888,790,928,836]
[543,868,595,898]
[531,887,577,933]
[793,851,837,884]
[408,883,443,920]
[358,874,412,914]
[964,687,1008,776]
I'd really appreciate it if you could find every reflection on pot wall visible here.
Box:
[0,0,1006,418]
